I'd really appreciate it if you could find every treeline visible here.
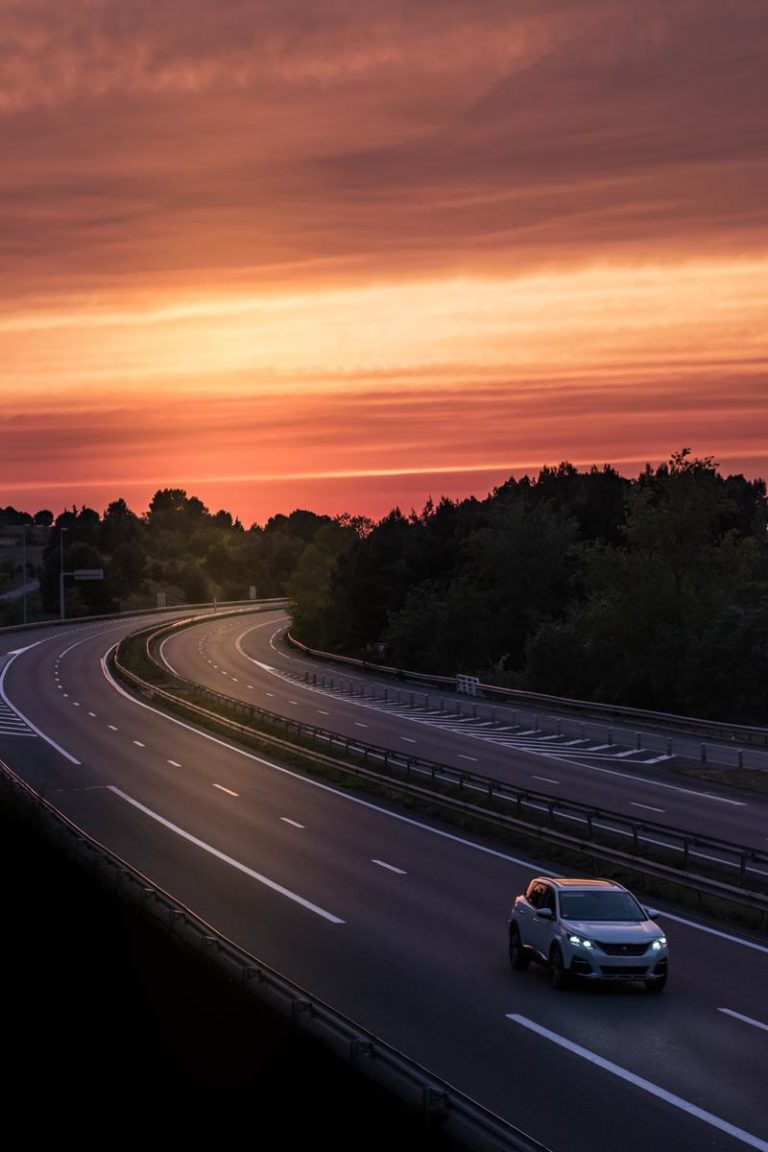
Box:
[293,450,768,726]
[2,451,767,724]
[0,488,369,621]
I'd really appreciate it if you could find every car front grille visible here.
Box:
[597,942,649,956]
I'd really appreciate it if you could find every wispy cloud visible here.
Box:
[0,1,766,521]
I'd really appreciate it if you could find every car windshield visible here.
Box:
[559,891,645,922]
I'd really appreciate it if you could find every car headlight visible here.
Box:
[567,934,594,948]
[651,937,667,950]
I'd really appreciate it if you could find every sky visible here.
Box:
[1,0,767,528]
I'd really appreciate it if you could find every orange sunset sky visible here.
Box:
[1,0,767,528]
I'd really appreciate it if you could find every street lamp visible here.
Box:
[22,524,27,625]
[59,526,68,621]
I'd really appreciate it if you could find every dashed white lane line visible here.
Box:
[318,710,329,715]
[718,1008,768,1034]
[133,740,145,747]
[533,775,559,784]
[506,1015,768,1151]
[108,786,343,923]
[88,711,96,717]
[458,754,478,762]
[632,802,666,813]
[168,760,182,767]
[401,736,416,743]
[213,783,239,797]
[281,817,304,829]
[108,724,118,731]
[355,722,368,728]
[373,860,407,875]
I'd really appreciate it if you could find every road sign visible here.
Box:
[73,568,104,580]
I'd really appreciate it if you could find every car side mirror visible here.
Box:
[536,907,553,919]
[644,908,659,920]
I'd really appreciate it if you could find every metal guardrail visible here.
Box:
[0,756,550,1152]
[111,623,768,931]
[286,634,768,748]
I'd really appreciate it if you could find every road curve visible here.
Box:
[1,608,766,1152]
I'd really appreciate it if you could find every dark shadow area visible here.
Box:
[1,798,468,1149]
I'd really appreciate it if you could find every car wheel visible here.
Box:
[549,945,571,990]
[509,926,530,971]
[645,974,667,992]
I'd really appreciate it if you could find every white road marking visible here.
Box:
[88,711,96,717]
[631,802,666,813]
[401,736,416,743]
[458,754,478,762]
[718,1008,768,1033]
[281,817,304,829]
[318,710,329,715]
[533,775,559,784]
[108,724,118,731]
[168,760,182,767]
[213,783,239,797]
[355,722,368,728]
[373,860,407,875]
[108,786,343,923]
[101,650,768,954]
[133,740,145,747]
[507,1015,768,1151]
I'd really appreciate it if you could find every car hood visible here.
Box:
[562,919,663,942]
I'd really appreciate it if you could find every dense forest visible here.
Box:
[2,450,767,724]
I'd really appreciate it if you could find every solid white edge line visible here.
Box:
[718,1008,768,1033]
[107,785,343,924]
[506,1015,768,1151]
[99,648,768,954]
[0,651,80,764]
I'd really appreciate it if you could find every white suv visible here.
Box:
[508,876,668,991]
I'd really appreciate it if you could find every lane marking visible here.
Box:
[632,802,666,814]
[281,817,304,829]
[373,859,407,874]
[108,724,118,731]
[133,740,145,748]
[401,736,416,743]
[107,786,344,923]
[100,650,768,954]
[213,783,239,797]
[355,722,368,728]
[507,1015,768,1151]
[458,754,478,762]
[533,775,559,784]
[168,760,182,767]
[718,1008,768,1033]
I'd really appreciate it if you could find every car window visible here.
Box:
[560,891,644,921]
[527,882,545,908]
[540,887,556,914]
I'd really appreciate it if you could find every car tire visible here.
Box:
[645,974,667,992]
[549,945,571,990]
[509,926,530,971]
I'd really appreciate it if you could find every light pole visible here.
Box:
[22,524,27,625]
[59,526,68,621]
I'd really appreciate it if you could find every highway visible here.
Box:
[1,607,767,1152]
